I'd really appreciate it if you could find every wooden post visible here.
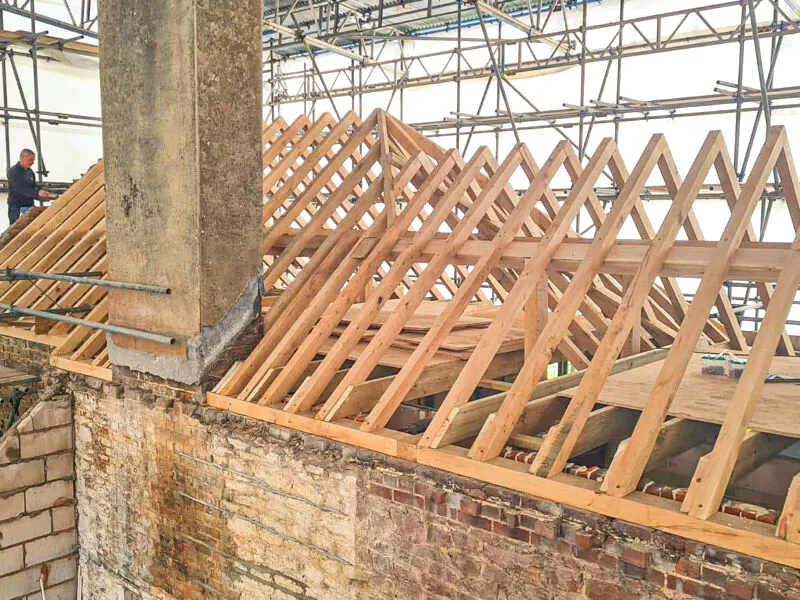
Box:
[524,272,548,356]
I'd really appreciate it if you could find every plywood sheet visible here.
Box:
[561,353,800,438]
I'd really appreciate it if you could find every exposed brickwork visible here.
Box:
[70,375,800,600]
[0,335,50,376]
[0,396,78,600]
[201,315,264,389]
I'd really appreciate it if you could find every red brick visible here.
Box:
[491,521,511,537]
[725,578,754,600]
[675,556,701,579]
[460,498,480,517]
[621,545,649,569]
[466,488,486,501]
[594,551,620,572]
[761,563,800,587]
[701,564,728,588]
[685,540,706,557]
[518,513,537,531]
[621,562,647,580]
[424,500,447,516]
[369,483,393,501]
[575,531,596,550]
[503,511,519,529]
[509,528,531,543]
[481,504,502,521]
[154,396,173,410]
[757,583,789,600]
[612,521,653,542]
[646,569,666,587]
[533,517,560,540]
[392,489,416,506]
[413,482,434,499]
[667,574,713,596]
[738,555,762,575]
[455,510,475,527]
[382,473,399,488]
[652,531,686,552]
[472,516,493,533]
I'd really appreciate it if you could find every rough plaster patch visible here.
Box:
[106,274,260,385]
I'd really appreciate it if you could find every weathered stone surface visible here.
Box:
[70,375,800,600]
[98,0,263,383]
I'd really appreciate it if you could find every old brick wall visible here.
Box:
[0,396,78,600]
[71,376,800,600]
[0,336,50,377]
[0,335,61,442]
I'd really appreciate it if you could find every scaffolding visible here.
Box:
[262,0,800,330]
[0,0,98,189]
[263,0,800,180]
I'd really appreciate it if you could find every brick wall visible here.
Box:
[201,315,264,389]
[0,396,78,600]
[71,375,800,600]
[0,336,51,376]
[0,335,64,443]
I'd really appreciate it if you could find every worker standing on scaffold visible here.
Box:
[7,148,55,226]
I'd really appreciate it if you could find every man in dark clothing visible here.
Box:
[7,149,54,225]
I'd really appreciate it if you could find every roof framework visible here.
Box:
[196,111,800,568]
[2,109,800,567]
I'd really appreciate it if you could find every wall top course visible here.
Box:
[68,379,800,600]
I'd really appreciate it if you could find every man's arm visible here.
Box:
[8,166,39,202]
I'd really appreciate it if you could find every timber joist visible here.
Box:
[4,109,800,566]
[213,111,800,567]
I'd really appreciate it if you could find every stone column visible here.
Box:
[98,0,264,384]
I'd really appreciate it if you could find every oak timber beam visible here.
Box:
[268,234,796,282]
